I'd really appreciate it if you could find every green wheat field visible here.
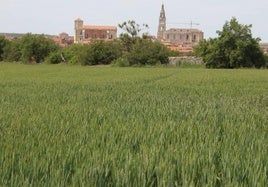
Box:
[0,63,267,186]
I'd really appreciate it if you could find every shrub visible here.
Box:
[264,54,268,68]
[45,51,62,64]
[126,39,170,66]
[0,36,9,61]
[2,34,59,63]
[20,34,59,63]
[2,39,21,62]
[85,40,123,65]
[61,44,86,65]
[61,41,123,66]
[111,57,130,67]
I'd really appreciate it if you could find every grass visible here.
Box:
[0,63,267,186]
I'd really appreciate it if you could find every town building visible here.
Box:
[260,43,268,54]
[157,3,204,54]
[51,32,74,46]
[74,18,117,44]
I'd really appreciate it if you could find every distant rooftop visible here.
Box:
[83,25,117,31]
[167,28,202,32]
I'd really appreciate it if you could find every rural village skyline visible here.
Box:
[1,0,268,42]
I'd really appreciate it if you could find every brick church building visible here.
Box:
[74,18,117,44]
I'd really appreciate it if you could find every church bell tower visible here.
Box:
[74,18,84,43]
[157,3,166,40]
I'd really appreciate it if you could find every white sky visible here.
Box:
[0,0,268,42]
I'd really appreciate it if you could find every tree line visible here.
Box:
[0,21,178,66]
[0,19,267,68]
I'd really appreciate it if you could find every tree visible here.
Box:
[61,44,90,65]
[2,39,21,62]
[60,40,123,66]
[118,20,149,38]
[116,20,177,66]
[264,54,268,68]
[45,51,63,64]
[2,34,60,63]
[88,40,123,65]
[118,20,149,52]
[20,34,59,63]
[0,36,9,61]
[126,39,170,66]
[194,18,266,68]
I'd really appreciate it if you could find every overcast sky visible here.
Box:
[1,0,268,42]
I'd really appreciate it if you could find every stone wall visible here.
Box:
[169,56,203,66]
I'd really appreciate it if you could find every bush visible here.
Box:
[90,40,123,65]
[61,41,123,66]
[2,33,60,63]
[264,54,268,68]
[111,57,130,67]
[2,39,21,62]
[45,51,62,64]
[0,36,9,61]
[126,39,171,66]
[62,38,172,67]
[61,44,86,65]
[20,34,59,63]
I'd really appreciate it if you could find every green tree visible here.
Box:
[116,20,176,66]
[194,18,266,68]
[61,43,84,64]
[264,54,268,67]
[0,36,9,61]
[118,20,149,38]
[20,34,59,63]
[45,51,63,64]
[118,20,149,52]
[62,44,89,65]
[87,40,123,65]
[61,40,123,66]
[2,39,21,62]
[126,39,172,66]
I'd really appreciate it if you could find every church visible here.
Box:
[74,18,117,44]
[157,4,204,47]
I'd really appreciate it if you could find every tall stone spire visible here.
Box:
[157,3,166,40]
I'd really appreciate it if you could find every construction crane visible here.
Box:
[168,21,200,28]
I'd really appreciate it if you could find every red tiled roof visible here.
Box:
[83,25,117,31]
